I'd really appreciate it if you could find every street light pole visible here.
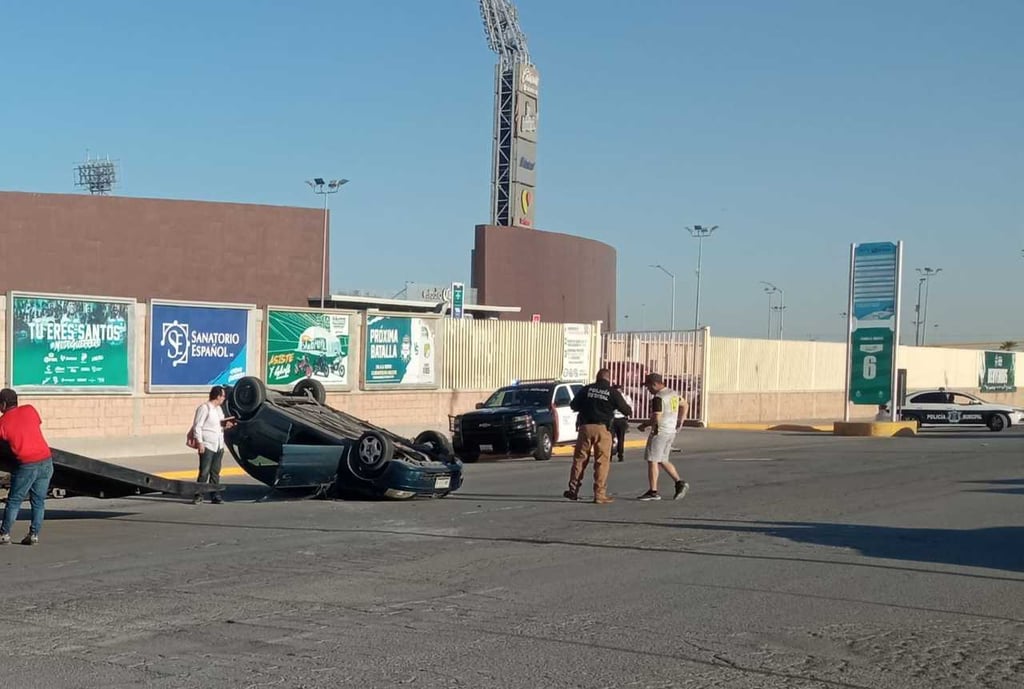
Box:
[686,225,719,330]
[649,264,676,330]
[915,267,942,346]
[913,276,926,346]
[306,177,349,308]
[760,281,783,339]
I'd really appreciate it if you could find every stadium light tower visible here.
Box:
[306,178,349,308]
[74,152,119,195]
[686,224,719,330]
[480,0,537,229]
[915,266,942,346]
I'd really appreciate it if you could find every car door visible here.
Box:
[905,392,951,425]
[552,385,576,443]
[949,393,987,426]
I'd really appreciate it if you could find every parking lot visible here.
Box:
[2,427,1023,688]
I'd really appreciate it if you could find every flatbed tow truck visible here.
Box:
[1,446,221,502]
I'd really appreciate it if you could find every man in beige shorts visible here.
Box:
[636,373,689,501]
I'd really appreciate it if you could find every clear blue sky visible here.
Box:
[2,0,1021,343]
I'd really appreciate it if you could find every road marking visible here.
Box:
[717,457,778,462]
[156,467,248,480]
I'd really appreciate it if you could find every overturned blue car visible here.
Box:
[223,376,462,500]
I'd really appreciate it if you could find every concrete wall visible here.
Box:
[707,336,1022,423]
[0,191,322,307]
[471,224,616,325]
[0,295,600,440]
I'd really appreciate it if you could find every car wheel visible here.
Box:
[533,426,553,461]
[292,378,326,404]
[230,377,266,419]
[348,431,393,479]
[458,446,480,463]
[413,430,454,459]
[988,413,1008,432]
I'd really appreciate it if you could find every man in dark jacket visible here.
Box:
[564,369,632,504]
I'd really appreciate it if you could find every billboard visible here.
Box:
[265,308,353,389]
[980,351,1016,393]
[148,301,252,391]
[514,93,538,143]
[511,182,535,228]
[513,139,537,187]
[562,324,592,382]
[844,241,903,412]
[7,292,134,393]
[363,314,438,389]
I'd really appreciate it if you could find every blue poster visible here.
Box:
[363,315,437,387]
[149,303,249,388]
[852,242,898,321]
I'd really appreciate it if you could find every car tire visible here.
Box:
[292,378,327,404]
[901,413,921,431]
[230,377,266,419]
[988,413,1008,433]
[458,446,480,463]
[348,431,393,480]
[533,426,553,461]
[414,430,454,459]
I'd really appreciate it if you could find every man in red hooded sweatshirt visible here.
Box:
[0,388,54,545]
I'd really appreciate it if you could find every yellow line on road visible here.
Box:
[156,467,249,480]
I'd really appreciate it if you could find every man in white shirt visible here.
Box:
[191,385,235,504]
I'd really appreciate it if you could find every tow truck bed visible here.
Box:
[1,447,221,500]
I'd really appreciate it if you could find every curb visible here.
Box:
[833,421,918,437]
[552,439,647,457]
[707,422,834,433]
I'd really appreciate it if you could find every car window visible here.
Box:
[553,386,573,407]
[910,393,947,404]
[570,384,583,397]
[952,393,979,406]
[483,387,551,408]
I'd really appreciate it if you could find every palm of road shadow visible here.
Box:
[578,516,1024,574]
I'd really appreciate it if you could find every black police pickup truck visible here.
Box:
[450,379,620,462]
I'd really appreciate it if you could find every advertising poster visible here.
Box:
[980,351,1016,393]
[847,242,901,406]
[364,315,437,388]
[149,302,250,390]
[265,309,351,387]
[9,293,132,391]
[562,324,592,382]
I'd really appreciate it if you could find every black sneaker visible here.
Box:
[192,494,203,505]
[638,490,661,501]
[211,495,224,504]
[563,490,579,501]
[674,481,689,500]
[21,533,38,546]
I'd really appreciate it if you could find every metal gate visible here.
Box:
[600,328,709,426]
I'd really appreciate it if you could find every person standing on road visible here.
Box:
[636,373,689,501]
[191,385,235,505]
[0,388,54,546]
[564,369,632,504]
[611,384,633,462]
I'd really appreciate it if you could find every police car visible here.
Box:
[898,388,1024,432]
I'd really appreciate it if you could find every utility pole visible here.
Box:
[912,276,926,345]
[915,267,942,346]
[686,225,719,330]
[306,178,349,308]
[650,264,676,330]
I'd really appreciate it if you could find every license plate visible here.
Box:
[435,475,451,489]
[480,444,493,452]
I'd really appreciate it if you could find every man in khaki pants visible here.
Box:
[564,369,632,504]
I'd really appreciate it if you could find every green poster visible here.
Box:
[265,309,351,387]
[364,315,437,388]
[849,328,893,405]
[980,351,1016,393]
[10,294,132,391]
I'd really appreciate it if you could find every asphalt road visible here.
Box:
[2,427,1023,688]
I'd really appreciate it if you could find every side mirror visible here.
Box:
[475,402,485,409]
